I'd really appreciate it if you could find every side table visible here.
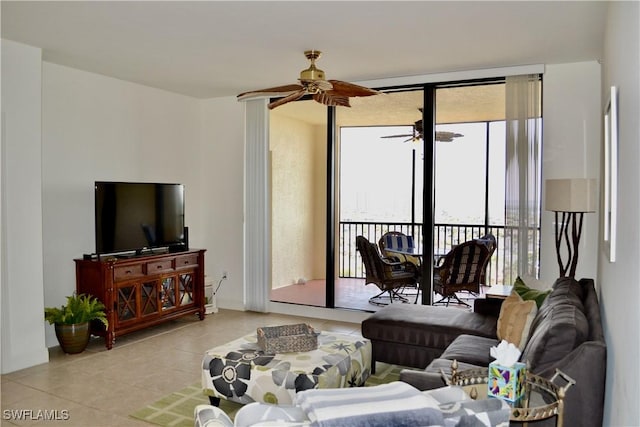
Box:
[485,284,513,299]
[443,360,575,427]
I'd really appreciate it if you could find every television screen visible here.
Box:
[95,182,185,255]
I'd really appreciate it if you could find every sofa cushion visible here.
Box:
[361,303,498,368]
[549,276,585,305]
[362,304,498,344]
[520,283,589,373]
[439,334,498,366]
[496,291,537,350]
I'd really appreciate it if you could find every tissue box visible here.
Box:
[488,361,527,402]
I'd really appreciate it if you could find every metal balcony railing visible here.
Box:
[339,221,533,286]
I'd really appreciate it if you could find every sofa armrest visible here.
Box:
[473,297,503,316]
[534,341,606,427]
[399,369,447,391]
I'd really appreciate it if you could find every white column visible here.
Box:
[1,40,49,372]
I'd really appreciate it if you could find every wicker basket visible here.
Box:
[257,323,318,353]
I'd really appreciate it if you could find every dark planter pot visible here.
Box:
[54,322,90,354]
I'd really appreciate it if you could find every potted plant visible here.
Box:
[44,293,108,354]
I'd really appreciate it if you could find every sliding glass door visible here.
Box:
[266,76,541,310]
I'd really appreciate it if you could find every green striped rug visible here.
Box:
[130,363,408,427]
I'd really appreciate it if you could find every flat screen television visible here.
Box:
[95,181,186,255]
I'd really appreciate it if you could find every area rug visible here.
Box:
[130,363,410,427]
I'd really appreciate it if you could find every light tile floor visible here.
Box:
[1,309,362,426]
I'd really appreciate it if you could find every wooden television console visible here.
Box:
[75,249,206,349]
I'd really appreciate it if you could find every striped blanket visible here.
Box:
[294,382,444,427]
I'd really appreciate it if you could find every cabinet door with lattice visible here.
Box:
[115,283,138,325]
[178,272,195,306]
[160,277,177,311]
[140,281,160,317]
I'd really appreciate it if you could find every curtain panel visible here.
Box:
[244,99,271,312]
[504,74,542,283]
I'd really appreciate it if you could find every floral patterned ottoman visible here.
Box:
[201,331,371,405]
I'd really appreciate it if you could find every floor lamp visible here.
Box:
[545,179,596,278]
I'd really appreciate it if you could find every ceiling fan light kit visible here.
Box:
[298,50,326,86]
[237,50,380,109]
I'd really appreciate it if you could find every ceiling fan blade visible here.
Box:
[313,92,351,107]
[381,131,464,142]
[327,80,380,97]
[381,134,415,139]
[237,84,304,101]
[435,131,464,142]
[267,89,306,109]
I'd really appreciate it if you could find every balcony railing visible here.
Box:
[339,221,528,286]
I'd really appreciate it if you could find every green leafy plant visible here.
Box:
[44,293,108,327]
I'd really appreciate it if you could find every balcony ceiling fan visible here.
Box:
[382,109,464,143]
[237,50,380,110]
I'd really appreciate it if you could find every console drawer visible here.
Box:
[175,254,198,268]
[113,264,144,282]
[147,259,173,273]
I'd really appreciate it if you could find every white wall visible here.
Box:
[0,40,49,373]
[540,61,601,285]
[600,2,640,426]
[199,97,245,310]
[41,62,203,347]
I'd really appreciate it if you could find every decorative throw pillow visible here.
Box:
[514,276,552,308]
[518,274,552,291]
[497,291,538,351]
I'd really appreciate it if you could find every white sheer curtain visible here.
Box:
[504,74,542,283]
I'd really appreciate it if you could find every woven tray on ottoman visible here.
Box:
[257,323,318,353]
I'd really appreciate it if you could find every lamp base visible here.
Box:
[554,211,584,278]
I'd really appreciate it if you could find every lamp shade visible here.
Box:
[545,178,597,212]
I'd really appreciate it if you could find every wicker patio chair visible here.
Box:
[356,235,419,306]
[476,233,497,285]
[378,231,422,302]
[433,239,492,307]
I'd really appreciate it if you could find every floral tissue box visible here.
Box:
[488,361,527,402]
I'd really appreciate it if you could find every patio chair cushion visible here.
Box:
[384,234,414,251]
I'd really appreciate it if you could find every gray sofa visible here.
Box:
[361,277,606,427]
